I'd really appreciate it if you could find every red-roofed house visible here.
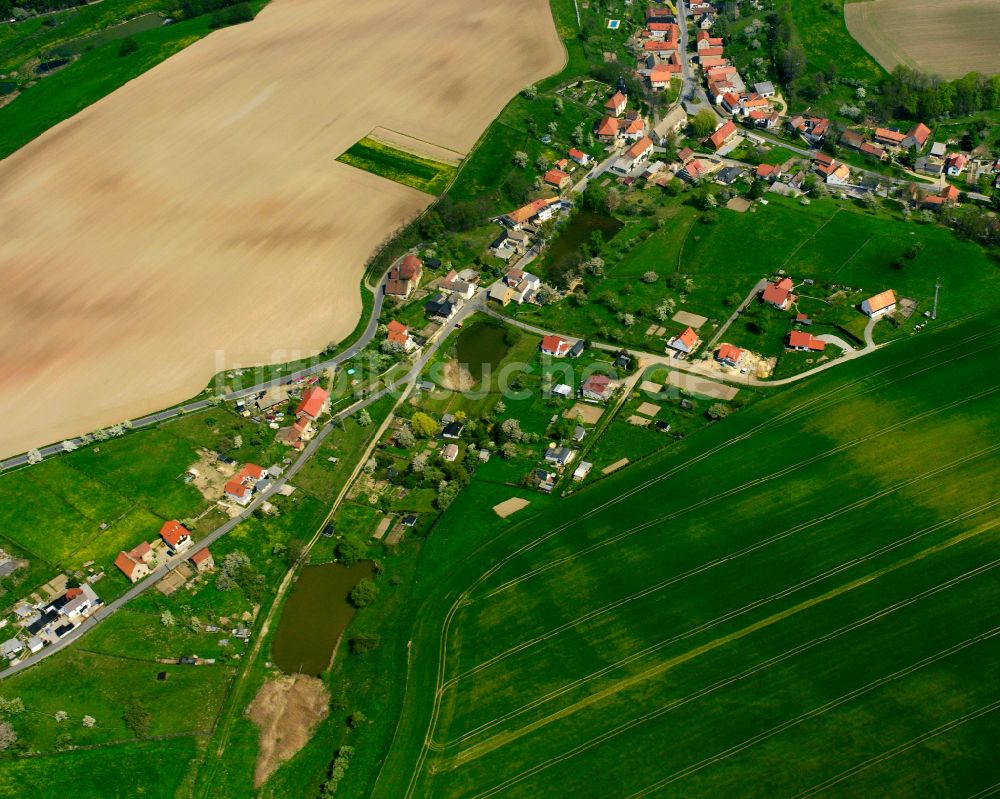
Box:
[761,277,795,310]
[721,92,741,115]
[544,168,571,189]
[696,30,724,49]
[596,115,622,143]
[648,63,673,90]
[568,148,591,166]
[748,110,780,129]
[861,289,896,319]
[386,320,415,351]
[605,91,627,117]
[945,153,968,176]
[715,343,744,368]
[386,253,423,298]
[159,520,192,554]
[756,163,781,181]
[225,463,266,506]
[874,127,907,148]
[622,115,645,140]
[190,548,215,573]
[787,331,826,352]
[115,551,151,583]
[501,197,560,228]
[709,121,739,153]
[904,123,932,150]
[668,326,700,356]
[296,386,329,421]
[581,374,615,401]
[540,335,571,358]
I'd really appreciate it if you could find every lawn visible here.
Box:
[369,310,1000,798]
[787,0,885,85]
[337,137,459,196]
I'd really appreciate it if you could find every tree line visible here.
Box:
[877,65,1000,121]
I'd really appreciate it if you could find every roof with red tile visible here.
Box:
[296,386,329,418]
[709,121,737,149]
[716,343,743,363]
[544,168,570,187]
[191,548,212,565]
[159,520,189,547]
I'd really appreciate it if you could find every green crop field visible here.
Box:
[337,137,458,196]
[369,310,1000,798]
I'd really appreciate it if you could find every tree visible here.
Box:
[347,710,367,728]
[123,699,151,737]
[82,715,96,728]
[395,425,415,448]
[357,409,372,427]
[336,536,365,566]
[349,579,378,608]
[410,412,438,438]
[777,44,806,85]
[160,610,175,627]
[287,539,310,567]
[26,449,42,465]
[118,37,138,57]
[348,634,380,655]
[604,188,622,214]
[521,85,537,99]
[554,97,564,115]
[690,109,717,138]
[641,271,659,284]
[410,452,428,473]
[0,722,15,751]
[0,697,24,715]
[501,418,523,442]
[706,403,730,420]
[512,150,529,168]
[500,442,518,459]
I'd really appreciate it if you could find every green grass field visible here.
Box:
[788,0,885,84]
[369,309,1000,798]
[337,137,458,196]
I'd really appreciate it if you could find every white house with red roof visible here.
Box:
[861,289,896,319]
[787,331,826,352]
[605,91,627,117]
[159,520,192,554]
[296,386,329,421]
[715,343,744,368]
[709,121,739,154]
[115,541,154,583]
[945,153,968,176]
[225,463,266,506]
[386,320,415,351]
[581,374,615,401]
[668,326,700,356]
[190,548,215,573]
[761,277,795,310]
[540,335,571,358]
[568,148,591,166]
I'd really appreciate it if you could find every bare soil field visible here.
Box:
[492,497,530,518]
[667,370,740,400]
[845,0,1000,79]
[0,0,563,459]
[247,674,329,788]
[563,403,604,424]
[672,310,708,328]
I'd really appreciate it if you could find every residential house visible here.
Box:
[679,157,708,183]
[787,331,826,351]
[572,426,587,443]
[26,636,44,654]
[756,163,781,181]
[47,584,100,620]
[621,113,645,142]
[534,469,556,493]
[814,155,850,185]
[841,129,865,151]
[442,421,464,439]
[544,168,571,190]
[225,463,267,506]
[605,90,627,117]
[569,339,586,358]
[721,92,741,115]
[545,446,576,469]
[945,153,967,176]
[648,63,673,90]
[487,269,540,306]
[861,289,896,319]
[859,141,887,161]
[441,443,459,463]
[903,122,932,150]
[709,121,739,154]
[440,270,476,300]
[490,227,530,261]
[646,5,674,25]
[754,81,775,98]
[115,541,154,583]
[667,326,700,356]
[581,374,615,401]
[500,197,560,229]
[275,415,313,450]
[190,548,215,573]
[159,520,192,554]
[568,148,591,166]
[677,146,695,164]
[385,253,423,299]
[788,115,830,145]
[930,141,947,157]
[716,166,744,185]
[424,292,460,321]
[296,386,329,421]
[741,94,772,116]
[572,461,593,481]
[386,320,415,351]
[915,156,943,177]
[596,115,622,143]
[715,343,744,368]
[874,127,907,148]
[2,639,23,660]
[540,335,571,357]
[761,277,795,310]
[651,106,687,145]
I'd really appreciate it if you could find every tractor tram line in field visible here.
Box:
[399,314,1000,797]
[442,554,1000,763]
[444,519,1000,771]
[473,379,1000,601]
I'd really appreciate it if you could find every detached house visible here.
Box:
[904,123,932,150]
[386,320,415,351]
[225,463,267,506]
[501,197,560,229]
[385,253,423,299]
[540,335,571,357]
[874,127,907,148]
[159,520,192,554]
[945,153,968,176]
[596,115,622,143]
[581,374,615,401]
[544,168,571,190]
[709,121,739,154]
[568,148,591,166]
[715,343,744,368]
[605,90,627,117]
[612,136,654,174]
[787,331,826,351]
[667,326,700,356]
[115,541,155,583]
[861,289,896,319]
[440,269,477,300]
[190,548,215,573]
[761,277,795,310]
[296,386,329,421]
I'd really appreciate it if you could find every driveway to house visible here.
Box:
[0,272,393,473]
[0,293,478,679]
[703,278,768,352]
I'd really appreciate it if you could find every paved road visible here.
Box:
[0,275,391,473]
[677,0,720,120]
[0,289,478,679]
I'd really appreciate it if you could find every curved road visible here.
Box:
[0,284,477,679]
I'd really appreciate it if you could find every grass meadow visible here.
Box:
[369,309,1000,798]
[337,138,459,196]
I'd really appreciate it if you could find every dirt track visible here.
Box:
[0,0,563,458]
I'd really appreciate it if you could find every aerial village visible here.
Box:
[0,0,990,674]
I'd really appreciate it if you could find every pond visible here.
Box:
[270,560,373,676]
[455,321,510,381]
[48,13,166,57]
[544,211,623,281]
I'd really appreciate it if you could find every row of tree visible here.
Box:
[877,65,1000,122]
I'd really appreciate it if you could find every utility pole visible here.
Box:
[932,277,941,320]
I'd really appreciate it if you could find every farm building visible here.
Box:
[861,289,897,319]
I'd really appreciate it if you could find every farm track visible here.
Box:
[401,318,1000,798]
[442,521,1000,770]
[440,561,999,796]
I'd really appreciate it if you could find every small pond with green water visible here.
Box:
[455,321,511,381]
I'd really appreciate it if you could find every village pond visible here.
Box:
[542,210,623,284]
[271,560,373,675]
[455,320,512,382]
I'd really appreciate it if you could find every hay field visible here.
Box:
[373,312,1000,798]
[0,0,563,459]
[846,0,1000,79]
